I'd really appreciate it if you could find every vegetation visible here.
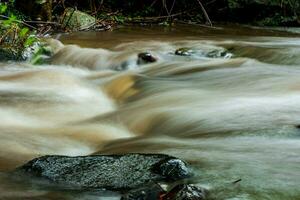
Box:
[2,0,299,28]
[226,0,300,26]
[0,0,299,61]
[60,0,300,26]
[0,0,38,61]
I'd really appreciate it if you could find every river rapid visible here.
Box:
[0,25,300,200]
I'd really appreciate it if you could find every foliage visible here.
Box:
[89,0,300,26]
[10,0,300,28]
[30,44,52,65]
[0,0,38,61]
[227,0,300,25]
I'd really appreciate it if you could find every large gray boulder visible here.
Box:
[17,154,190,190]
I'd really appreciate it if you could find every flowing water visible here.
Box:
[0,25,300,200]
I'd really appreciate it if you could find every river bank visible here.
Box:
[1,0,300,63]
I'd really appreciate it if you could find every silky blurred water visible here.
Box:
[0,25,300,200]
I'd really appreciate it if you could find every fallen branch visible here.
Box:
[125,7,198,23]
[195,0,212,26]
[0,15,37,30]
[24,20,61,26]
[175,20,219,29]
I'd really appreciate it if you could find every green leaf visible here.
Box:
[9,14,17,21]
[24,36,36,47]
[3,19,12,26]
[0,4,8,14]
[19,27,29,38]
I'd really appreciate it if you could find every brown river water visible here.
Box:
[0,25,300,199]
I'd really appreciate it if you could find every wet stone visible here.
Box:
[206,49,232,58]
[121,184,165,200]
[162,184,206,200]
[152,158,191,181]
[137,52,158,65]
[16,154,190,191]
[175,48,194,56]
[114,61,130,71]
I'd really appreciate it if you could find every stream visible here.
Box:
[0,25,300,200]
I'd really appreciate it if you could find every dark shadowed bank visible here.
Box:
[0,0,299,61]
[7,0,300,27]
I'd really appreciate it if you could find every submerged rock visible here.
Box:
[152,158,190,181]
[175,47,232,59]
[162,184,206,200]
[206,49,232,58]
[137,52,158,65]
[175,48,194,56]
[17,154,190,190]
[121,184,165,200]
[121,183,206,200]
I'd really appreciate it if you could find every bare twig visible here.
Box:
[167,0,177,21]
[175,20,218,29]
[206,0,217,5]
[78,22,96,31]
[37,25,52,36]
[287,0,298,18]
[94,0,104,14]
[232,179,242,184]
[127,11,186,23]
[25,20,60,25]
[150,0,159,8]
[162,0,170,16]
[195,0,212,26]
[169,0,176,15]
[0,15,37,30]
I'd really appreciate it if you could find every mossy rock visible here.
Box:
[61,8,96,31]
